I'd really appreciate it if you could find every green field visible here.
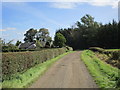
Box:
[2,51,73,88]
[81,50,120,88]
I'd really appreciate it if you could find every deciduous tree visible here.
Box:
[54,33,66,48]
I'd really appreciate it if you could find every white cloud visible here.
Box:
[50,2,78,9]
[0,27,16,31]
[50,0,118,9]
[88,0,118,8]
[2,0,118,8]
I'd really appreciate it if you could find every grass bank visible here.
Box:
[105,49,120,51]
[81,50,120,89]
[2,51,73,88]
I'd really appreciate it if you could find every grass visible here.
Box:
[81,50,120,89]
[105,49,120,51]
[2,51,73,88]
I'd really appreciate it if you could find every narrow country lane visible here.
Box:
[30,51,98,88]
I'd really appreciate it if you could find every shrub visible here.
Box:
[65,46,73,51]
[89,47,120,58]
[89,47,120,69]
[35,40,43,48]
[89,47,105,53]
[2,48,66,80]
[111,51,120,60]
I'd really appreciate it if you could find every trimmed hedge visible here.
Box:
[2,48,66,80]
[2,48,47,52]
[2,49,35,52]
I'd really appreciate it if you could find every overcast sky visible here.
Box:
[1,0,118,43]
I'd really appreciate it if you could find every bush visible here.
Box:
[65,46,73,51]
[2,48,66,80]
[89,47,120,69]
[89,47,120,57]
[89,47,105,53]
[35,40,43,48]
[111,51,120,60]
[2,45,19,52]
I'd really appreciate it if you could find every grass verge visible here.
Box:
[105,49,120,51]
[81,50,120,89]
[2,51,73,88]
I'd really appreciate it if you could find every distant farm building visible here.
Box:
[19,42,36,49]
[19,41,53,49]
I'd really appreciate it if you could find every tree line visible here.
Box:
[23,28,66,48]
[1,14,119,52]
[55,14,119,50]
[1,27,66,52]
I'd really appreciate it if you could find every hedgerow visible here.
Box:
[89,47,120,60]
[2,48,66,81]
